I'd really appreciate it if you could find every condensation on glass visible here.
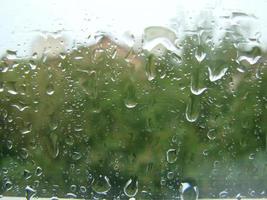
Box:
[0,0,267,199]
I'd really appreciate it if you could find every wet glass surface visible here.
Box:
[0,0,267,199]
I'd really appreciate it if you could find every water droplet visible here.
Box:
[36,166,43,176]
[208,66,228,82]
[72,151,82,161]
[80,186,87,193]
[25,186,36,200]
[24,169,32,180]
[180,182,199,200]
[92,175,111,194]
[4,180,13,191]
[237,55,261,67]
[124,84,138,109]
[21,122,32,135]
[167,171,174,179]
[7,140,13,150]
[6,50,17,60]
[20,148,29,159]
[65,193,77,198]
[195,46,206,63]
[125,100,138,109]
[185,95,200,122]
[29,60,37,70]
[219,190,229,198]
[124,179,138,198]
[145,54,156,81]
[6,82,18,95]
[207,129,216,140]
[166,149,177,163]
[46,83,55,95]
[190,69,207,95]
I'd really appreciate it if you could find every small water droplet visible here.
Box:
[166,149,177,163]
[124,179,138,198]
[92,175,111,194]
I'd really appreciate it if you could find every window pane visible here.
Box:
[0,0,267,199]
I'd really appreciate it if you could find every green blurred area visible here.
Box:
[0,29,267,199]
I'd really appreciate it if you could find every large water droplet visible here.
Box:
[180,182,199,200]
[185,95,201,122]
[92,175,111,194]
[166,148,177,164]
[124,179,138,198]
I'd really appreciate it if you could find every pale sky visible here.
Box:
[0,0,267,57]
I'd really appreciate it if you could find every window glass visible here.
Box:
[1,0,267,199]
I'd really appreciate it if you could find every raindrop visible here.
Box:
[166,148,177,164]
[6,50,17,60]
[7,140,13,150]
[21,122,32,135]
[46,83,55,95]
[24,169,32,180]
[72,151,82,161]
[36,166,43,176]
[207,129,216,140]
[29,60,37,70]
[4,180,13,191]
[20,148,29,159]
[190,69,207,95]
[219,190,229,198]
[145,54,156,81]
[124,179,138,198]
[6,82,18,95]
[208,66,228,82]
[80,186,87,193]
[236,55,261,67]
[125,100,138,109]
[185,95,201,122]
[92,175,111,194]
[195,46,206,63]
[180,182,199,200]
[25,186,36,200]
[124,84,138,109]
[65,193,77,198]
